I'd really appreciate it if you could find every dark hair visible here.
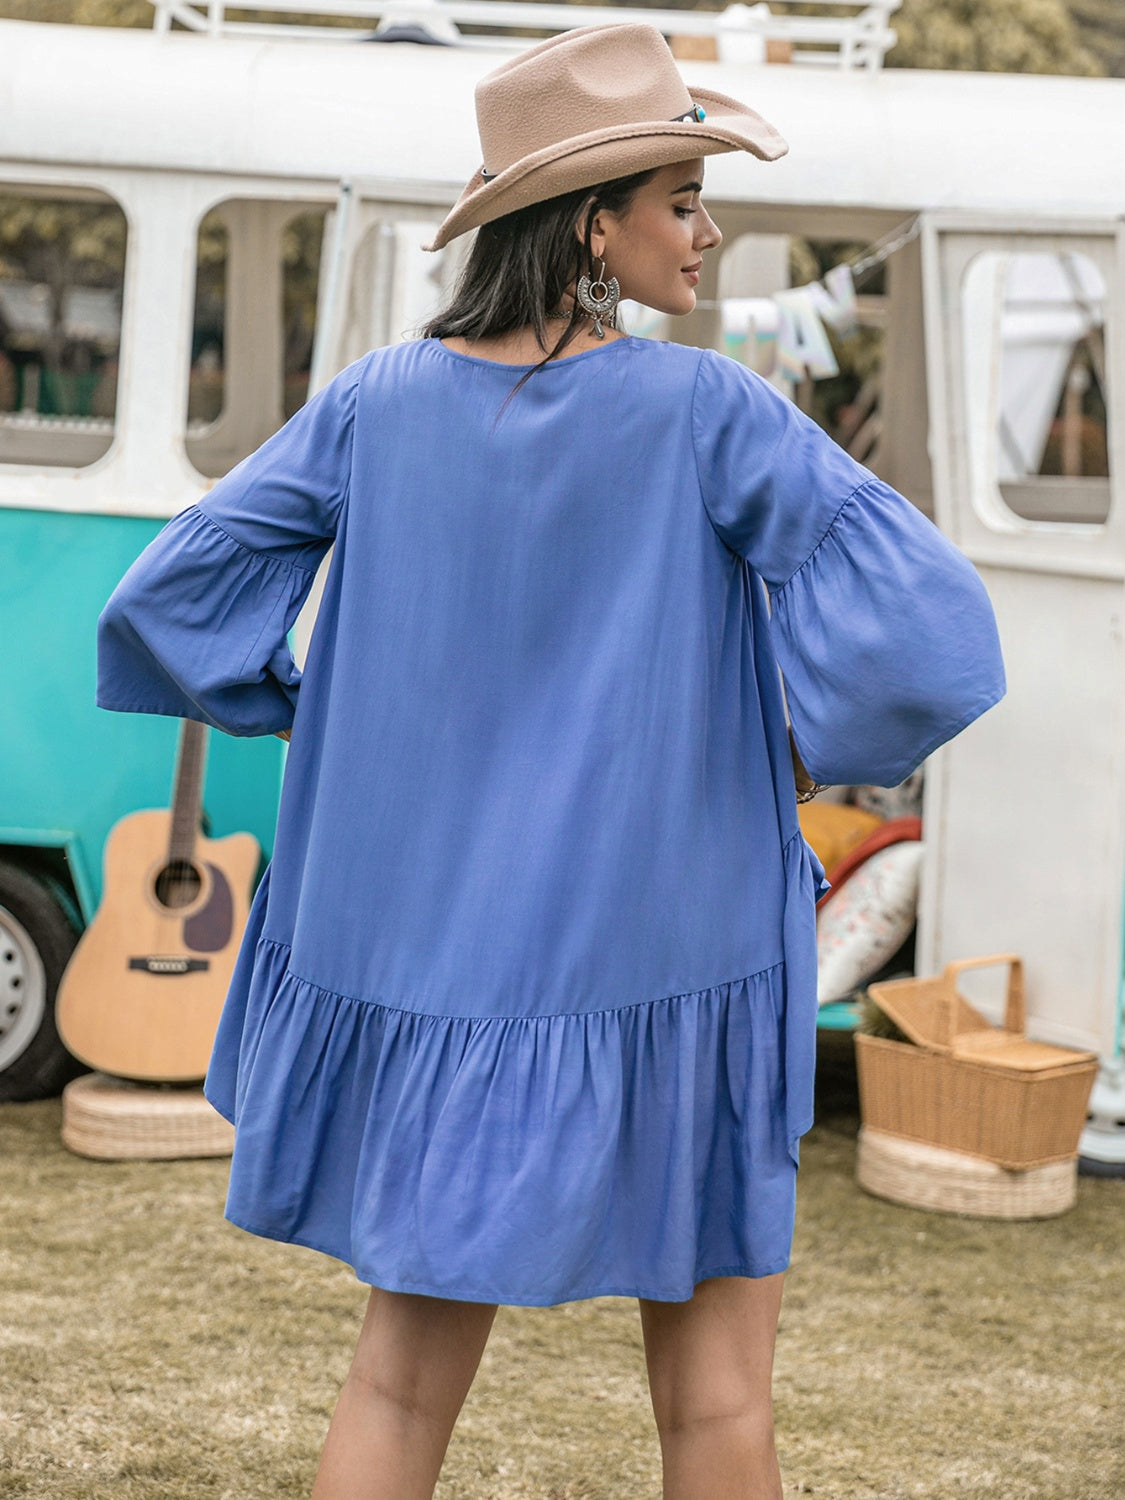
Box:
[422,167,658,399]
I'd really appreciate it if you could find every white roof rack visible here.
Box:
[147,1,900,71]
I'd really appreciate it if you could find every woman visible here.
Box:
[97,24,1004,1500]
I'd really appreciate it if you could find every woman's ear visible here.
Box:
[574,197,608,262]
[587,207,609,263]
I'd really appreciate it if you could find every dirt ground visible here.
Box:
[1,1040,1122,1499]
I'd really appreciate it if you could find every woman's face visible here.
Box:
[587,159,722,316]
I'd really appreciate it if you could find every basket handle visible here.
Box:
[940,954,1025,1043]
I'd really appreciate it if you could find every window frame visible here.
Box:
[0,166,337,519]
[921,214,1123,581]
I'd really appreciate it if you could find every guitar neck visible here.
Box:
[168,720,209,865]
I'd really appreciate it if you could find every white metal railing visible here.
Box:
[147,1,900,71]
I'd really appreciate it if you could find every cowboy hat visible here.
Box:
[424,23,788,251]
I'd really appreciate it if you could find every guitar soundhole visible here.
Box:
[154,859,202,910]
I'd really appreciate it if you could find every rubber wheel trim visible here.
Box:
[0,862,84,1102]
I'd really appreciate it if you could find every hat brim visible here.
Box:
[424,88,787,251]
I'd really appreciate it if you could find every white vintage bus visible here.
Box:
[1,1,1122,1165]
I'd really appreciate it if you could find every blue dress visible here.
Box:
[97,337,1004,1304]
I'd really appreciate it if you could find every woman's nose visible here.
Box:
[696,210,722,251]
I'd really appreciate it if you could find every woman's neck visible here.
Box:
[440,320,628,365]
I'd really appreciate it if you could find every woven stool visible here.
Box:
[62,1072,234,1161]
[857,1126,1077,1219]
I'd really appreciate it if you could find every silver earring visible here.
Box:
[576,259,620,339]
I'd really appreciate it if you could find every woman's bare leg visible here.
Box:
[311,1287,497,1500]
[639,1273,785,1500]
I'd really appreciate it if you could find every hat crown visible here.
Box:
[476,25,695,180]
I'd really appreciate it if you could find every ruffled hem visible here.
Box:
[205,865,805,1305]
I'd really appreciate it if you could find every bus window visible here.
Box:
[0,185,126,469]
[323,213,449,373]
[961,250,1110,528]
[282,210,327,418]
[717,230,893,475]
[788,235,886,467]
[187,211,228,431]
[186,199,326,479]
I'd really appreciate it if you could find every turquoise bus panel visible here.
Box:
[1,506,283,923]
[816,999,862,1031]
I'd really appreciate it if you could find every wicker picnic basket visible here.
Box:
[856,955,1098,1171]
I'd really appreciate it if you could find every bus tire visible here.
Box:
[0,861,84,1102]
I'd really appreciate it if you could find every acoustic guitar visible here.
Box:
[57,721,260,1082]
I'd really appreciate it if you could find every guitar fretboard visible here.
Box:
[168,720,209,868]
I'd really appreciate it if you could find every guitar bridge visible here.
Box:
[128,956,211,975]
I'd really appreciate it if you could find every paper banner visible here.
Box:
[807,264,858,338]
[720,297,779,376]
[718,263,859,381]
[774,288,839,381]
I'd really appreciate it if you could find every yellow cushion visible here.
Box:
[798,802,883,875]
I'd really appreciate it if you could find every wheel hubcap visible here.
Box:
[0,902,47,1073]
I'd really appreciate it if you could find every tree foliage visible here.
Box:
[2,0,1115,79]
[0,0,151,23]
[0,1,361,25]
[887,0,1100,75]
[1065,0,1125,76]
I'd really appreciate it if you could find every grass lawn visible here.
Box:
[1,1039,1122,1499]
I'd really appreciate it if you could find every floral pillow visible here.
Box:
[817,841,925,1004]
